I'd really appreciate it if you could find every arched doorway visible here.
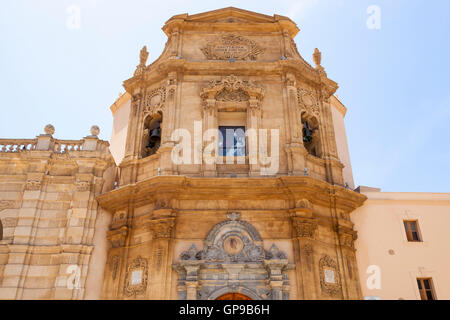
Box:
[216,293,252,300]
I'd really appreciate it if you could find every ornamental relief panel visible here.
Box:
[143,87,166,116]
[123,255,148,297]
[201,34,264,61]
[201,75,264,105]
[297,88,320,117]
[319,255,342,297]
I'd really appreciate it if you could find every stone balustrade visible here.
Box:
[0,139,37,152]
[0,125,109,154]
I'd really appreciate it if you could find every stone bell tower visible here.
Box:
[99,7,366,300]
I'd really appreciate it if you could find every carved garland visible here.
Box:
[201,34,264,61]
[123,256,148,297]
[319,255,341,296]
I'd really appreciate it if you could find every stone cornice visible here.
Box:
[123,58,338,99]
[96,176,366,213]
[162,7,300,37]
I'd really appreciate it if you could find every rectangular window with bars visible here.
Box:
[403,220,422,242]
[417,278,436,300]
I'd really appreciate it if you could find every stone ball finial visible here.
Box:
[44,124,55,135]
[90,125,100,137]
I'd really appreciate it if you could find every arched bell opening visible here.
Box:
[301,112,321,158]
[142,112,162,158]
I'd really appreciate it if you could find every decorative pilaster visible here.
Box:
[146,214,176,299]
[291,199,319,300]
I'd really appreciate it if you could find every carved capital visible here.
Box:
[147,217,175,239]
[337,227,358,249]
[291,217,317,239]
[107,226,128,248]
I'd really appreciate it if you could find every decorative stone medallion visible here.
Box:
[223,235,244,255]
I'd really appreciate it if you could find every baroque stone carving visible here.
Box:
[123,256,148,297]
[338,227,358,249]
[143,87,166,115]
[180,244,202,261]
[201,233,264,263]
[25,180,41,191]
[297,88,320,116]
[201,75,264,102]
[292,217,318,239]
[265,244,287,260]
[319,255,341,296]
[134,46,149,76]
[107,226,128,248]
[147,217,175,239]
[201,34,264,61]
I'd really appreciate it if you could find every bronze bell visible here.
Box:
[150,122,161,143]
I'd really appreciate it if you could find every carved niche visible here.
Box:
[319,255,342,297]
[201,34,264,61]
[123,256,148,297]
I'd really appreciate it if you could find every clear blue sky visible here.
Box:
[0,0,449,192]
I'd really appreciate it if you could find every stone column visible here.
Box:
[265,263,284,300]
[247,98,261,176]
[185,264,201,300]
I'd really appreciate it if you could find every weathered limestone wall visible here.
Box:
[0,126,115,299]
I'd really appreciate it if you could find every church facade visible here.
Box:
[0,7,448,300]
